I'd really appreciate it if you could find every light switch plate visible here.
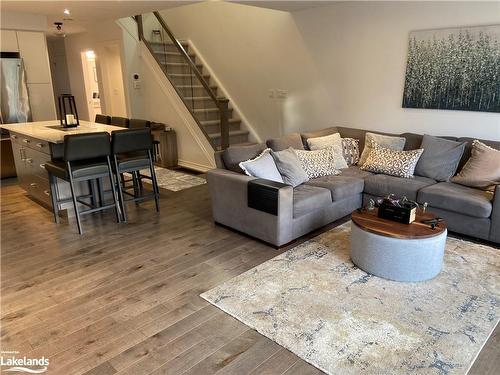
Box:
[268,89,275,98]
[277,89,287,99]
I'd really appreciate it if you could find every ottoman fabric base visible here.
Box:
[350,222,447,282]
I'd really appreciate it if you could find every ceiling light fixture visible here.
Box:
[63,9,70,15]
[53,22,66,38]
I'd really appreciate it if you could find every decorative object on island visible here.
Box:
[402,24,500,113]
[58,94,79,127]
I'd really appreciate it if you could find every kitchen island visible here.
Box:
[1,120,124,211]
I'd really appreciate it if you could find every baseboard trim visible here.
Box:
[178,159,213,173]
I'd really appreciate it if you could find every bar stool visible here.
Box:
[45,132,121,234]
[111,128,160,222]
[95,114,111,125]
[110,116,130,128]
[129,119,160,162]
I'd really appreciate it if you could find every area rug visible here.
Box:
[130,167,206,192]
[201,222,499,375]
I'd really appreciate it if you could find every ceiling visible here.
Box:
[233,1,330,12]
[0,1,329,36]
[0,1,198,35]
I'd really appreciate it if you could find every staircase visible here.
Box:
[137,13,250,150]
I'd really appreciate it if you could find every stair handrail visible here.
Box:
[136,12,230,150]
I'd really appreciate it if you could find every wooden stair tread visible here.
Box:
[200,118,241,125]
[208,130,249,139]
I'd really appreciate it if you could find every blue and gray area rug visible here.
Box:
[201,223,499,374]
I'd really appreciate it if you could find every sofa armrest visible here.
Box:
[489,185,500,243]
[206,168,294,246]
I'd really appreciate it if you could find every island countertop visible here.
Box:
[0,120,124,144]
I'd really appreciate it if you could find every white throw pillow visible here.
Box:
[306,133,348,169]
[359,132,406,166]
[361,142,423,178]
[294,147,341,179]
[239,148,284,183]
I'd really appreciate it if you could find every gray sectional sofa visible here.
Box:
[207,126,500,246]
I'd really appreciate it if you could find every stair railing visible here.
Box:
[136,12,229,150]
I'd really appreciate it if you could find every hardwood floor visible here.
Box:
[1,180,498,375]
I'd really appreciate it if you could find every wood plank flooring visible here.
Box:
[1,179,498,375]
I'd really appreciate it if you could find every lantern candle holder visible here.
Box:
[58,94,79,128]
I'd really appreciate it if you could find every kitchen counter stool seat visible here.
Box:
[112,128,159,222]
[45,132,121,234]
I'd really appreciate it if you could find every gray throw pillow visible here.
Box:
[266,133,305,151]
[415,135,466,181]
[222,143,266,173]
[271,148,309,187]
[239,148,284,183]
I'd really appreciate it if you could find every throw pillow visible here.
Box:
[222,143,266,173]
[358,132,406,166]
[341,138,360,166]
[294,147,341,179]
[266,133,305,151]
[452,140,500,192]
[239,148,284,183]
[414,135,466,181]
[306,133,348,169]
[271,147,309,187]
[361,142,424,178]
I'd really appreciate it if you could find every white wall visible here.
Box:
[294,1,500,140]
[63,21,124,120]
[159,2,331,139]
[159,1,500,141]
[1,13,57,122]
[47,38,72,118]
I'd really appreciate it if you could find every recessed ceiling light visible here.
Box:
[63,9,70,15]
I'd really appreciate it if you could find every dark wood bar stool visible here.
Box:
[110,116,130,128]
[95,114,111,124]
[45,132,121,234]
[111,128,160,222]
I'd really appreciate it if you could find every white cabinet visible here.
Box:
[28,84,57,121]
[0,30,19,52]
[17,31,52,84]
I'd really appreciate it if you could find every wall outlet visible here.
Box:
[277,89,287,99]
[268,89,275,98]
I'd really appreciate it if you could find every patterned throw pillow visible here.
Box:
[294,147,341,179]
[306,133,348,169]
[361,142,423,178]
[341,138,360,166]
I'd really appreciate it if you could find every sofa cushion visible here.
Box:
[239,148,283,183]
[339,166,373,179]
[417,182,493,218]
[305,175,364,201]
[452,140,500,192]
[359,132,406,166]
[364,174,436,201]
[300,127,338,149]
[271,147,308,187]
[293,185,332,218]
[294,148,341,179]
[341,138,360,166]
[222,143,266,173]
[415,135,465,182]
[456,137,500,171]
[361,143,423,178]
[266,133,305,151]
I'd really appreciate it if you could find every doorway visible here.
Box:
[81,50,101,121]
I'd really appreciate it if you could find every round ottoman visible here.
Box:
[350,209,447,282]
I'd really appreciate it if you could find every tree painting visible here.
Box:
[402,25,500,113]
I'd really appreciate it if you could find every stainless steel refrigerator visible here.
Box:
[1,52,32,178]
[1,52,32,124]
